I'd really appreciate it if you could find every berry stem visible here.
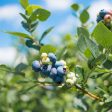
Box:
[75,84,102,101]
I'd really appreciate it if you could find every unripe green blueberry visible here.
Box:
[41,53,48,59]
[41,57,50,64]
[65,79,75,87]
[66,72,75,79]
[66,72,77,82]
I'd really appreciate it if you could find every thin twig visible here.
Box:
[75,84,102,101]
[17,79,102,101]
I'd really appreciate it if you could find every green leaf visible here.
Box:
[21,21,38,32]
[109,86,112,93]
[75,65,84,80]
[103,59,112,69]
[87,57,96,69]
[15,63,28,73]
[40,45,56,54]
[20,0,29,9]
[10,75,24,83]
[80,9,89,23]
[92,22,112,48]
[77,27,89,53]
[85,37,100,58]
[30,8,51,22]
[84,48,92,58]
[19,13,28,21]
[25,40,40,50]
[88,54,106,69]
[77,27,89,38]
[71,3,79,11]
[0,65,12,77]
[6,32,33,40]
[39,27,54,43]
[77,34,87,53]
[26,5,42,15]
[77,27,99,58]
[37,9,51,21]
[0,65,11,72]
[18,84,38,95]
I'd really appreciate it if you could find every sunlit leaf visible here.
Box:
[20,0,29,9]
[39,27,54,43]
[80,9,89,23]
[92,22,112,48]
[30,8,51,21]
[26,5,42,15]
[71,3,80,11]
[40,45,56,54]
[6,31,33,40]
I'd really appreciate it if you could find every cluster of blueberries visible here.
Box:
[32,52,77,86]
[97,9,112,28]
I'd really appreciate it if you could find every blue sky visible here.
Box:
[0,0,93,47]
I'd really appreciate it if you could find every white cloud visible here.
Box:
[0,47,17,65]
[0,47,27,66]
[88,0,112,21]
[14,53,28,66]
[56,16,79,33]
[46,0,73,10]
[0,4,22,21]
[46,16,80,44]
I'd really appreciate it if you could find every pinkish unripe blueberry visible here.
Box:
[104,14,112,23]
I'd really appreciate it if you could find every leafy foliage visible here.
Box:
[6,31,33,40]
[92,22,112,48]
[71,3,80,11]
[80,9,89,23]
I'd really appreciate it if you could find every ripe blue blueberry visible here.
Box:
[32,60,41,72]
[55,61,66,68]
[53,76,64,84]
[49,68,57,78]
[48,53,57,64]
[96,15,103,23]
[57,66,66,76]
[99,9,107,18]
[41,64,52,76]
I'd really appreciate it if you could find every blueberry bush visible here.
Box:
[1,0,112,112]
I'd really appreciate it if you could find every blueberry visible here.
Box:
[53,76,64,84]
[104,14,112,23]
[96,15,103,23]
[49,68,57,78]
[41,57,50,64]
[99,9,107,18]
[57,66,66,76]
[41,53,47,59]
[48,53,57,64]
[41,64,52,76]
[66,72,75,79]
[65,79,74,87]
[32,60,41,72]
[55,60,66,68]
